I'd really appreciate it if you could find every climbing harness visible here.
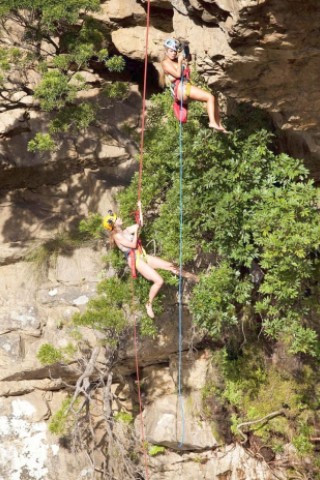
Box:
[172,65,190,124]
[123,208,143,279]
[127,239,145,279]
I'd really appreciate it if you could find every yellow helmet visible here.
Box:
[103,210,117,231]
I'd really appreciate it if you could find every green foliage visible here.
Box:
[49,397,74,435]
[103,81,129,99]
[0,0,100,29]
[103,248,127,272]
[49,103,96,134]
[73,277,130,342]
[25,243,52,269]
[34,71,77,111]
[37,343,63,365]
[0,46,34,84]
[37,342,77,365]
[105,56,126,72]
[27,133,56,153]
[292,433,314,456]
[52,54,71,72]
[1,0,126,152]
[72,250,159,340]
[27,232,80,262]
[204,346,320,452]
[78,213,104,239]
[148,445,166,456]
[139,314,158,338]
[119,90,320,354]
[190,263,243,338]
[61,17,104,57]
[114,411,133,424]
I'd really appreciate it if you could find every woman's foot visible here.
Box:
[171,267,199,282]
[184,271,199,282]
[209,123,229,134]
[146,302,155,319]
[171,267,180,276]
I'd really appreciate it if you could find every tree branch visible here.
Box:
[237,410,286,444]
[67,345,100,413]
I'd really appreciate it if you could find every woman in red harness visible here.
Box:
[104,202,197,319]
[161,38,227,133]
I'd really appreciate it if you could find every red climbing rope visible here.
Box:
[133,1,151,478]
[137,0,151,202]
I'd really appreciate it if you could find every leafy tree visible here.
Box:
[0,0,127,151]
[40,270,150,478]
[119,91,320,356]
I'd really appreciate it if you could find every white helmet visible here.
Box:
[164,38,180,52]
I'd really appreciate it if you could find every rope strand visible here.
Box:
[177,66,185,448]
[133,1,151,478]
[138,0,151,202]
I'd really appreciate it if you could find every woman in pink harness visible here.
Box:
[104,202,197,319]
[161,38,227,133]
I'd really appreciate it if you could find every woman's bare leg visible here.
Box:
[177,84,227,132]
[214,96,221,127]
[135,259,164,318]
[145,255,175,272]
[146,255,198,281]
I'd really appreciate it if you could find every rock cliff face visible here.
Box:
[1,1,319,479]
[110,0,320,175]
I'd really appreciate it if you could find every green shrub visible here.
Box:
[292,433,314,456]
[28,133,56,153]
[78,213,104,239]
[34,71,77,111]
[73,277,130,343]
[37,344,63,365]
[148,445,166,456]
[0,0,126,154]
[119,90,320,355]
[49,397,74,435]
[103,81,129,99]
[114,411,133,424]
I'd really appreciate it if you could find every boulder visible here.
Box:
[118,308,203,373]
[0,378,64,397]
[149,444,286,479]
[48,248,103,286]
[106,0,146,23]
[112,26,168,61]
[0,109,26,134]
[0,333,23,362]
[169,350,210,390]
[150,0,172,8]
[141,366,176,401]
[172,9,234,58]
[0,392,90,480]
[137,391,218,450]
[0,305,41,336]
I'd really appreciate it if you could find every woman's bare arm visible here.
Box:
[137,200,143,227]
[125,224,139,234]
[162,56,184,79]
